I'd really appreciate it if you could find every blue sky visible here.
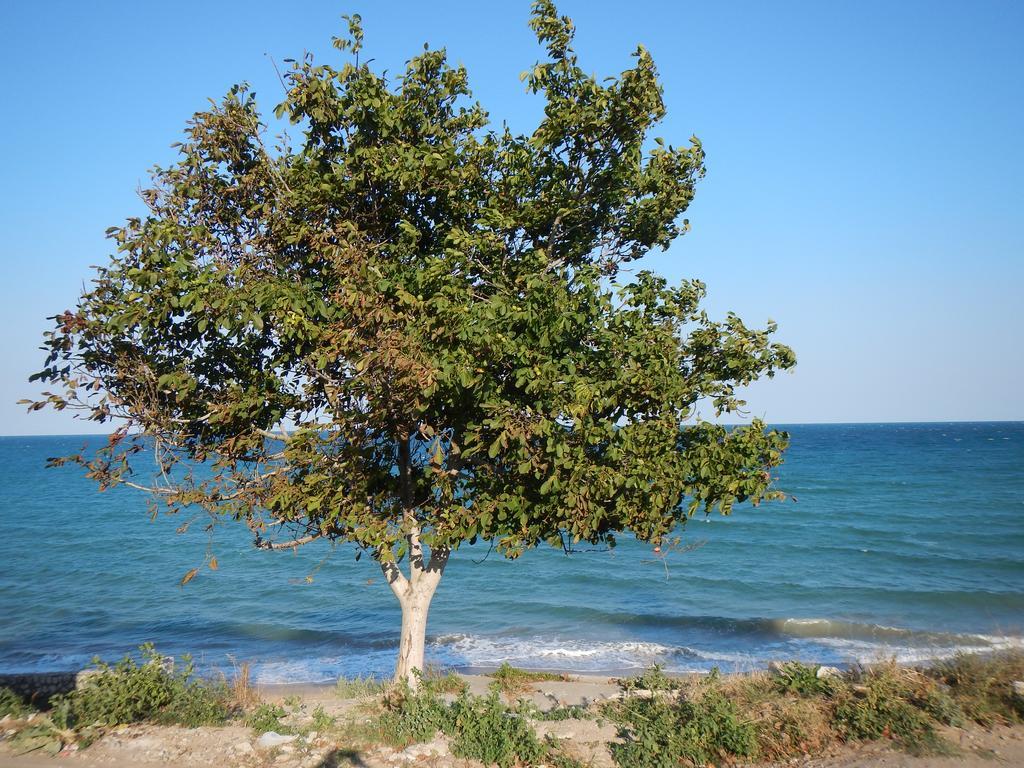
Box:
[1,0,1021,434]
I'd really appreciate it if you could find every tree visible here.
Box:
[27,1,795,688]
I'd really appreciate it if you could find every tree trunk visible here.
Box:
[394,588,433,687]
[386,437,450,690]
[380,541,449,690]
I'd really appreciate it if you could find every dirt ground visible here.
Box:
[2,675,1022,768]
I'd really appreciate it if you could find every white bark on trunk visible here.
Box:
[394,592,431,686]
[380,541,449,690]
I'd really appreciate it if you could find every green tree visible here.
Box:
[27,2,794,687]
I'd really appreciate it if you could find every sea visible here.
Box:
[1,423,1022,683]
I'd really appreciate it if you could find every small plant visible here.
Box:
[616,664,679,694]
[372,684,451,747]
[8,721,71,756]
[489,662,568,697]
[0,687,35,719]
[366,683,548,766]
[335,674,385,699]
[420,665,469,696]
[227,659,260,709]
[311,704,336,733]
[548,749,592,768]
[773,662,832,696]
[246,702,290,734]
[534,703,594,721]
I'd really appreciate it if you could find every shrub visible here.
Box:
[372,685,452,747]
[933,650,1024,726]
[0,687,34,719]
[608,683,756,768]
[368,684,547,767]
[831,664,939,750]
[447,690,546,767]
[50,644,232,730]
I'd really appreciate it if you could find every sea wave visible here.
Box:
[4,617,1020,683]
[243,623,1024,682]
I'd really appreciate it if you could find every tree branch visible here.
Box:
[379,554,409,599]
[257,428,292,442]
[258,533,321,550]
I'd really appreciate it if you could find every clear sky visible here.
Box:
[1,1,1021,435]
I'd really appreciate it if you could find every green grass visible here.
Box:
[772,661,835,696]
[244,700,336,738]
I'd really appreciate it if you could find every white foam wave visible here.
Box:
[25,625,1024,688]
[431,633,687,672]
[241,629,1024,683]
[807,632,1024,665]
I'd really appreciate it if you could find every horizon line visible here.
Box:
[2,418,1022,439]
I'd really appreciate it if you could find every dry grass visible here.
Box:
[227,660,261,710]
[335,674,386,699]
[713,671,837,761]
[931,650,1024,726]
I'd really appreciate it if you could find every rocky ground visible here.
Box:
[2,675,1022,768]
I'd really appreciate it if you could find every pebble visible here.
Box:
[399,737,450,760]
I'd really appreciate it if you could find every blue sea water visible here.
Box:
[1,423,1022,682]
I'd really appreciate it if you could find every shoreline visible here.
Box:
[4,648,1017,710]
[4,649,1017,697]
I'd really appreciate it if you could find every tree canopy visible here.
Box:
[28,1,795,683]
